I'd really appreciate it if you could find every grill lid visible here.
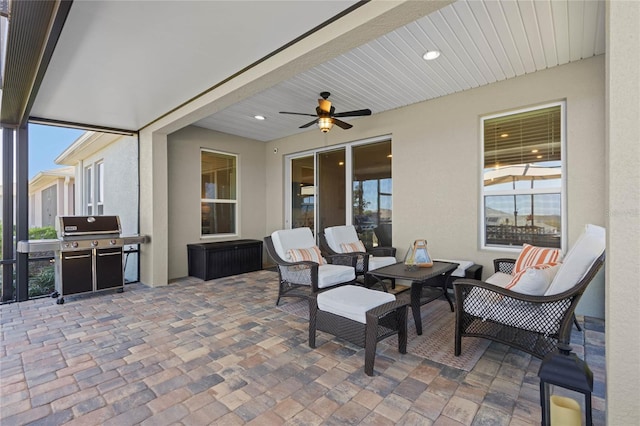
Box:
[58,216,122,237]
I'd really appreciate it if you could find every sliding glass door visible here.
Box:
[352,141,392,247]
[290,156,315,229]
[287,138,392,247]
[317,148,346,232]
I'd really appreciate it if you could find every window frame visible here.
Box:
[480,101,567,252]
[84,160,105,216]
[284,135,392,242]
[200,149,239,238]
[96,161,104,215]
[84,164,93,215]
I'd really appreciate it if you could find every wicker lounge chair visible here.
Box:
[309,285,408,376]
[264,227,357,305]
[454,224,606,359]
[320,225,397,290]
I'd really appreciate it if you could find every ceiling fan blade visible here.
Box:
[299,119,318,129]
[318,98,332,114]
[333,118,353,130]
[333,108,372,118]
[280,111,317,117]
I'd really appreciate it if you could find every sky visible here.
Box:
[27,124,84,180]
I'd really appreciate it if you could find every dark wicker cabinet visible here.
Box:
[187,239,263,280]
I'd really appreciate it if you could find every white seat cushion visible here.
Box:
[485,272,513,288]
[271,228,317,261]
[545,224,606,296]
[434,259,474,277]
[324,225,359,253]
[317,264,356,288]
[317,285,395,323]
[368,256,396,271]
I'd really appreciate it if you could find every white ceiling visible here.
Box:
[29,0,605,142]
[30,0,360,131]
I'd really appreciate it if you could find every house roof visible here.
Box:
[28,166,74,193]
[55,131,122,165]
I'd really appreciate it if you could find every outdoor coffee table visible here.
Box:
[366,261,458,335]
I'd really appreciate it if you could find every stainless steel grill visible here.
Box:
[17,215,148,304]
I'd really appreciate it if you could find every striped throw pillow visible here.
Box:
[506,263,560,295]
[514,244,562,274]
[340,241,366,253]
[287,246,326,265]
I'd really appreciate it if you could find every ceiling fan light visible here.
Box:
[317,117,334,133]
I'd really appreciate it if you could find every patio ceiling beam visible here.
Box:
[0,0,72,128]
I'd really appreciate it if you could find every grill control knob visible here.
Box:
[92,240,99,247]
[72,242,78,248]
[110,239,117,245]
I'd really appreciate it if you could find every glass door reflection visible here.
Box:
[291,156,315,229]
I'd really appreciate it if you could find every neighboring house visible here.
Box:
[27,167,74,228]
[54,131,139,237]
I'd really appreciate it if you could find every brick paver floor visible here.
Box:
[0,270,606,425]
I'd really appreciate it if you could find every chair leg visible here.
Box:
[397,306,407,354]
[309,298,317,349]
[573,314,582,331]
[364,316,379,376]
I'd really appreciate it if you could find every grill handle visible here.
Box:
[97,251,123,257]
[63,254,91,260]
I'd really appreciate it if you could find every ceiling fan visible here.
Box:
[279,92,372,133]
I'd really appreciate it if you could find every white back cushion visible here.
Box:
[324,225,359,253]
[271,227,316,261]
[545,224,606,296]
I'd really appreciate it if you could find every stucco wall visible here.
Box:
[265,56,606,318]
[167,126,267,280]
[75,135,139,236]
[605,0,640,423]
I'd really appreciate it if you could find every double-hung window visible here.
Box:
[481,102,565,249]
[84,161,104,215]
[201,150,237,236]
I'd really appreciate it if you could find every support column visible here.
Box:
[605,1,640,424]
[139,129,169,287]
[15,125,29,301]
[2,127,15,301]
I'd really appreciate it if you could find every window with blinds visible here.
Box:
[481,103,565,249]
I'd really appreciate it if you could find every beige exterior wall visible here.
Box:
[266,56,606,318]
[605,0,640,423]
[166,126,266,280]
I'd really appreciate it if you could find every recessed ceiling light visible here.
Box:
[387,154,392,158]
[423,50,440,60]
[536,155,543,159]
[531,149,539,153]
[500,133,509,138]
[254,115,265,120]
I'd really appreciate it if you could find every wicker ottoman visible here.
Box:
[309,285,408,376]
